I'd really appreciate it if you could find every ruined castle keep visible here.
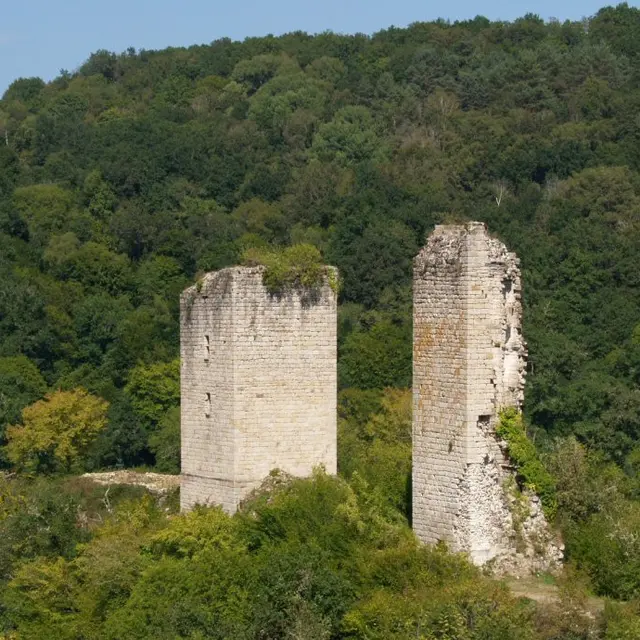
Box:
[180,266,337,513]
[179,227,559,572]
[413,222,559,570]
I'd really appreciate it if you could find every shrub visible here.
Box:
[546,437,625,524]
[149,505,241,559]
[604,600,640,639]
[338,388,412,517]
[567,500,640,600]
[242,243,337,294]
[496,408,558,520]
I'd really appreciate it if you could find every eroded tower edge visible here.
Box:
[412,222,563,574]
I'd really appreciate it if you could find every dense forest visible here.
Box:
[1,3,640,638]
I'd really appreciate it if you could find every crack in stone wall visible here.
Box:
[180,266,337,513]
[413,222,562,573]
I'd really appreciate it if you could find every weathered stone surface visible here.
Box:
[413,222,561,573]
[180,266,337,513]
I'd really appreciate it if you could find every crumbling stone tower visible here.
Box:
[180,266,337,513]
[413,222,559,571]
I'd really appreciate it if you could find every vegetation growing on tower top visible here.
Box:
[242,243,338,294]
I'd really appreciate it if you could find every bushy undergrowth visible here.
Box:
[1,469,640,638]
[548,438,640,601]
[0,471,538,640]
[337,388,411,517]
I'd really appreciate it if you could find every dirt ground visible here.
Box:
[506,577,605,614]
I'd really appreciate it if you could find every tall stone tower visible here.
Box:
[180,266,337,513]
[413,222,559,570]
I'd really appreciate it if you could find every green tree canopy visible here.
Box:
[5,388,109,473]
[0,355,48,444]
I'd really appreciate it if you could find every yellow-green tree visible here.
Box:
[5,388,108,474]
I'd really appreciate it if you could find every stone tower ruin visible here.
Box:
[180,266,337,513]
[413,222,560,571]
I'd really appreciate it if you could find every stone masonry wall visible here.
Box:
[413,226,468,549]
[180,267,337,513]
[413,222,561,572]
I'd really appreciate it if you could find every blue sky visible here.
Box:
[0,0,633,95]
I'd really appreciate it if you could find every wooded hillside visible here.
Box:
[2,4,640,468]
[1,6,640,637]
